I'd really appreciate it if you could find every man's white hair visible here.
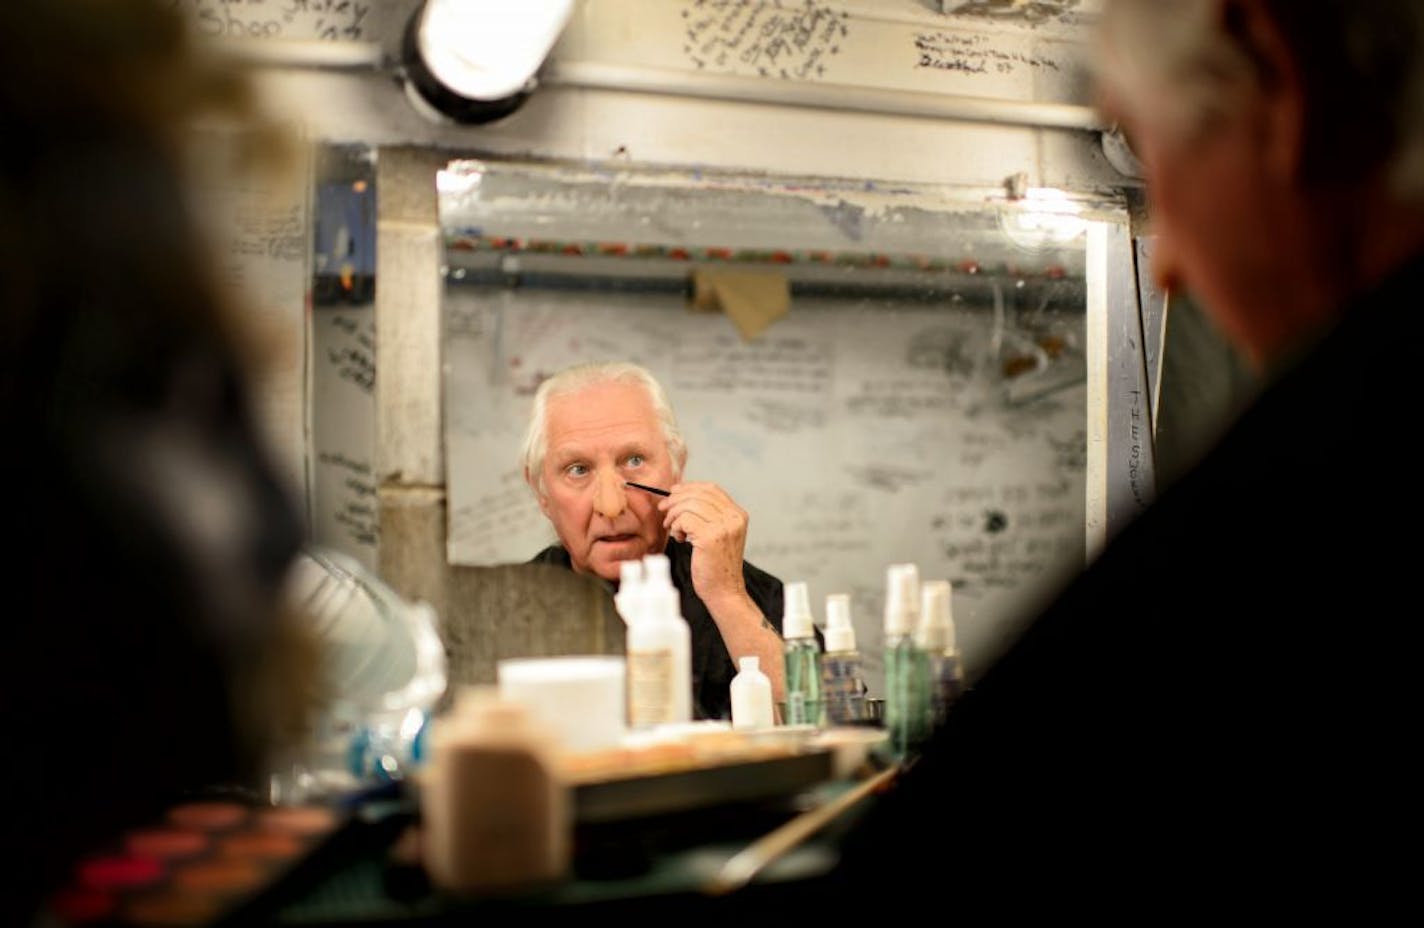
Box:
[520,361,686,495]
[1098,0,1424,200]
[1097,0,1254,140]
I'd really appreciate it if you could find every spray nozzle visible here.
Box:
[613,559,645,627]
[782,581,815,640]
[917,580,956,652]
[824,593,856,653]
[884,563,921,637]
[640,553,682,621]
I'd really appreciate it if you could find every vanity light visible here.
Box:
[1000,187,1089,252]
[403,0,575,124]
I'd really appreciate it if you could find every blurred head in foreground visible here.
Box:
[1,0,308,920]
[1097,0,1424,369]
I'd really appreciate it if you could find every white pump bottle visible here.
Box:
[624,554,692,728]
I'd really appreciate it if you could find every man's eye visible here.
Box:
[565,463,589,478]
[625,454,645,468]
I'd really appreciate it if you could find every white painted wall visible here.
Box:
[194,0,1120,190]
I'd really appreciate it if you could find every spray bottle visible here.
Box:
[918,580,965,727]
[883,563,930,759]
[820,593,867,725]
[781,581,823,726]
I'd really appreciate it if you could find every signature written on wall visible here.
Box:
[170,0,369,41]
[327,314,374,394]
[913,30,1061,76]
[681,0,849,80]
[940,0,1084,27]
[319,452,376,547]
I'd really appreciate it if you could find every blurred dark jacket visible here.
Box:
[823,251,1423,914]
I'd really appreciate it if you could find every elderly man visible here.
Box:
[810,0,1422,915]
[522,361,786,720]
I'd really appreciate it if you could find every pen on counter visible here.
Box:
[625,481,671,497]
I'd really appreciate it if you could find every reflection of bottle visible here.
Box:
[278,547,447,800]
[918,580,965,727]
[782,581,823,726]
[422,686,570,895]
[624,554,691,728]
[820,594,867,725]
[730,656,774,730]
[883,563,930,759]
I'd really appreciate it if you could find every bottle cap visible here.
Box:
[824,594,856,653]
[917,580,956,651]
[614,560,644,626]
[618,559,643,587]
[447,685,528,732]
[641,553,682,620]
[739,655,760,673]
[883,563,920,636]
[782,581,815,639]
[643,553,671,584]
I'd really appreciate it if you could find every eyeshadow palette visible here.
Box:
[46,799,356,926]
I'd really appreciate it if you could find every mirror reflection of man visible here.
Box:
[522,362,786,719]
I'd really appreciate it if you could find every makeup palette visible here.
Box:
[46,799,353,926]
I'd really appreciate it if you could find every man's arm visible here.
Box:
[704,589,787,706]
[660,482,787,705]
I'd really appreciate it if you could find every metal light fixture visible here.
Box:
[403,0,575,124]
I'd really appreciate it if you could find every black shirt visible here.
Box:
[529,539,784,720]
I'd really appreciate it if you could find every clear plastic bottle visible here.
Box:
[276,547,448,801]
[883,563,931,759]
[730,656,775,730]
[781,581,823,726]
[421,686,570,896]
[625,554,692,728]
[820,593,867,725]
[918,579,965,727]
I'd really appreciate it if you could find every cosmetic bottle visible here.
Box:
[624,554,692,728]
[781,581,824,726]
[421,686,570,896]
[820,593,868,725]
[883,563,931,759]
[730,656,775,730]
[918,580,965,727]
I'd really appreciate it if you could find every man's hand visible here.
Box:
[657,478,786,703]
[659,480,786,705]
[659,481,749,608]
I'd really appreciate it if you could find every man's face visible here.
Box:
[1102,41,1324,369]
[1118,102,1295,367]
[533,381,679,581]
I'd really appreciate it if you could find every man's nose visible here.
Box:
[593,469,627,520]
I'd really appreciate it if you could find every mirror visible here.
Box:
[436,158,1099,694]
[309,144,379,571]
